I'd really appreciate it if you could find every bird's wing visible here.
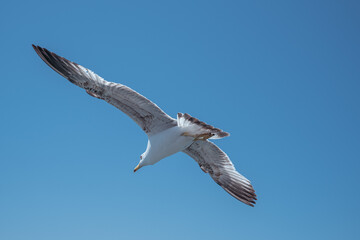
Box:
[33,45,177,135]
[183,141,257,206]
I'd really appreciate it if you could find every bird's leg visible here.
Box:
[182,132,213,141]
[194,133,213,141]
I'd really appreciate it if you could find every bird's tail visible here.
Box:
[177,113,230,140]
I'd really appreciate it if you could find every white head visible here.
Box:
[133,153,145,172]
[134,141,151,172]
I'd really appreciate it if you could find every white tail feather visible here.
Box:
[177,113,230,140]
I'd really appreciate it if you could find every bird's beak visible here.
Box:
[134,164,141,173]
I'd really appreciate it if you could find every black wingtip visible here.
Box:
[32,44,42,57]
[32,44,39,51]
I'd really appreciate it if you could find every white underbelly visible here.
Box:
[149,126,194,160]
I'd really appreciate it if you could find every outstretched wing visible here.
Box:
[33,45,177,135]
[183,141,257,206]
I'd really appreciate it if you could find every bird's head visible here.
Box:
[134,140,153,173]
[134,154,145,172]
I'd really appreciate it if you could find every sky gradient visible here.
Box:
[1,1,360,239]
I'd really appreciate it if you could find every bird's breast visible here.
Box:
[148,126,194,161]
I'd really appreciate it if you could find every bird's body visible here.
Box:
[140,126,194,168]
[32,45,257,206]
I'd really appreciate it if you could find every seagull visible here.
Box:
[32,45,257,206]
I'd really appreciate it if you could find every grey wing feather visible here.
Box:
[183,141,257,206]
[33,45,177,135]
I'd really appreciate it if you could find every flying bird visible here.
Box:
[32,45,257,206]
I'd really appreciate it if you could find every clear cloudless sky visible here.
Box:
[0,1,359,239]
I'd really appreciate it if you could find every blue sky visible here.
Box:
[1,0,360,239]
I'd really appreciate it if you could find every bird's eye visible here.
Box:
[140,155,142,160]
